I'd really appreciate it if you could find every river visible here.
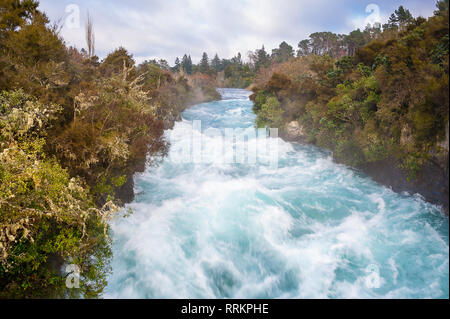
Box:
[104,88,449,299]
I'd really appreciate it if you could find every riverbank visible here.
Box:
[280,126,449,214]
[0,0,222,296]
[105,88,449,299]
[115,90,222,205]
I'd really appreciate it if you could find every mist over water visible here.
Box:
[105,89,449,299]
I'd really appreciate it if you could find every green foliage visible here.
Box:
[0,0,39,33]
[357,63,372,77]
[0,137,117,298]
[335,56,355,72]
[373,54,391,72]
[51,65,167,203]
[296,25,384,59]
[435,0,449,16]
[272,41,294,63]
[199,52,210,74]
[100,47,135,77]
[431,33,449,66]
[0,1,221,298]
[252,4,449,177]
[251,90,268,113]
[247,46,270,72]
[255,96,284,129]
[400,151,428,181]
[387,5,414,31]
[181,54,193,74]
[355,41,386,66]
[0,2,70,109]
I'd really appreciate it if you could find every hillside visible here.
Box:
[0,1,219,298]
[250,3,449,212]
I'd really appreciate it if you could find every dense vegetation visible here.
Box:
[0,0,219,298]
[172,52,254,88]
[251,3,449,194]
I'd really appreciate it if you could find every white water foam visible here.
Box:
[105,89,449,299]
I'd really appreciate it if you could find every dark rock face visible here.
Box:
[361,156,449,214]
[115,171,136,205]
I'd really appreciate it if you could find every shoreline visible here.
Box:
[115,93,224,206]
[280,130,449,215]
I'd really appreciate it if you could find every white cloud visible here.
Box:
[38,0,438,65]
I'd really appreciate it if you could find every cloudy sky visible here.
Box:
[38,0,438,65]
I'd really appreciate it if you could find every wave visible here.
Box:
[105,89,449,299]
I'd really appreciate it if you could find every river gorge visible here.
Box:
[105,89,449,299]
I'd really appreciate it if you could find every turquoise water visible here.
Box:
[105,89,449,299]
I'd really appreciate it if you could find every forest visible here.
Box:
[172,12,413,88]
[0,0,220,298]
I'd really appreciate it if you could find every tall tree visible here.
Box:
[188,55,193,74]
[85,12,95,58]
[254,45,270,71]
[173,57,181,72]
[272,41,294,63]
[158,59,169,70]
[387,5,414,31]
[100,47,135,77]
[308,32,338,56]
[231,52,243,66]
[297,39,311,57]
[345,29,366,56]
[435,0,449,16]
[0,0,39,33]
[211,53,221,73]
[199,52,209,73]
[181,54,192,74]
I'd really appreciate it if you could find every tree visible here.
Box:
[211,54,221,73]
[85,12,95,58]
[181,54,193,74]
[363,23,382,42]
[435,0,449,16]
[255,45,270,71]
[387,5,414,31]
[0,0,39,35]
[231,52,243,66]
[0,0,225,298]
[345,29,366,56]
[309,32,339,56]
[199,52,209,73]
[100,47,135,77]
[256,96,284,128]
[0,2,69,101]
[0,90,117,298]
[297,39,311,56]
[272,41,294,63]
[174,57,181,72]
[158,59,169,70]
